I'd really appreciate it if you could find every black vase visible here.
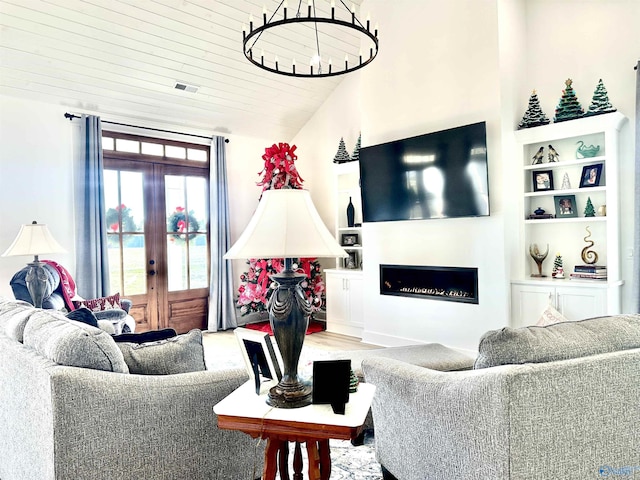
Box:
[346,197,355,227]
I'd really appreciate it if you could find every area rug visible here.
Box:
[275,430,382,480]
[244,319,326,335]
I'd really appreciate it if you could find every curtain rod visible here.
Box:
[63,112,229,143]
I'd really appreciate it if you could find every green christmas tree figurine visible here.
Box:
[333,137,351,164]
[584,79,617,117]
[351,133,361,162]
[553,79,584,123]
[552,253,564,278]
[584,197,596,217]
[518,90,550,129]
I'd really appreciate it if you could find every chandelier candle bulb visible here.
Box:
[375,23,378,36]
[275,55,279,70]
[249,14,253,31]
[262,5,267,23]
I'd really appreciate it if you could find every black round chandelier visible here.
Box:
[242,0,379,78]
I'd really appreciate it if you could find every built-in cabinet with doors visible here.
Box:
[325,161,364,337]
[510,112,626,328]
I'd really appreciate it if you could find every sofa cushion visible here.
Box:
[23,310,129,373]
[474,314,640,369]
[116,329,206,375]
[0,298,40,342]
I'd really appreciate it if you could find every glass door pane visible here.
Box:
[165,174,209,292]
[104,169,147,296]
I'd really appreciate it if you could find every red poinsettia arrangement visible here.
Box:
[236,142,325,317]
[257,142,304,191]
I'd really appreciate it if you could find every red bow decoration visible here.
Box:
[255,259,270,291]
[257,142,304,191]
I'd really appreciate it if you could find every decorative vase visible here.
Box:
[346,197,355,227]
[598,204,607,216]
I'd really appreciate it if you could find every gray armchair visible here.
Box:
[362,315,640,480]
[10,264,135,333]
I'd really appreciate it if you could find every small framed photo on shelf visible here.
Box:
[554,194,578,218]
[579,164,603,188]
[341,233,359,246]
[234,327,282,395]
[344,251,359,269]
[532,170,554,192]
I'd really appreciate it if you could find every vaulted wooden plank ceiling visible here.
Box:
[0,0,366,140]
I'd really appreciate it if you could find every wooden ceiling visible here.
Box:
[0,0,367,140]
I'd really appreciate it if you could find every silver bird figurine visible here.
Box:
[548,144,559,162]
[531,146,544,165]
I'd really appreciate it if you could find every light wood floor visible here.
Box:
[202,328,380,364]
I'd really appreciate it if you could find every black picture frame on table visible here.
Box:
[341,233,359,246]
[532,170,554,192]
[234,327,282,395]
[579,164,603,188]
[554,194,578,218]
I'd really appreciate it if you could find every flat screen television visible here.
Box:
[359,122,490,223]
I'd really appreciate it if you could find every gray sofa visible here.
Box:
[0,297,262,480]
[363,314,640,480]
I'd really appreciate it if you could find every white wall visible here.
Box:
[291,0,639,351]
[0,96,76,298]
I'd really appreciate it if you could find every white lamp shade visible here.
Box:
[224,189,347,259]
[2,222,67,257]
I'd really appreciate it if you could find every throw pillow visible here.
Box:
[116,329,206,375]
[65,307,99,328]
[23,310,129,373]
[474,314,640,369]
[535,303,568,326]
[73,293,122,312]
[113,328,177,344]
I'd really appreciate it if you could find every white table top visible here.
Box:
[214,381,375,429]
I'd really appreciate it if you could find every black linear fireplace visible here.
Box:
[380,265,479,304]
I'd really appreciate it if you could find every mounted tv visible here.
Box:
[359,122,490,223]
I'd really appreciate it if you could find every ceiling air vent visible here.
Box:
[174,82,199,93]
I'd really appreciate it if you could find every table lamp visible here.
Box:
[2,221,67,308]
[225,189,347,408]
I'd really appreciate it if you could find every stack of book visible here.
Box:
[570,265,607,280]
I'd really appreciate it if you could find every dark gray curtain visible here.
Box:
[634,60,640,312]
[208,136,237,331]
[74,115,110,298]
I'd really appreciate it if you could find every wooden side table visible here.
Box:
[214,380,375,480]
